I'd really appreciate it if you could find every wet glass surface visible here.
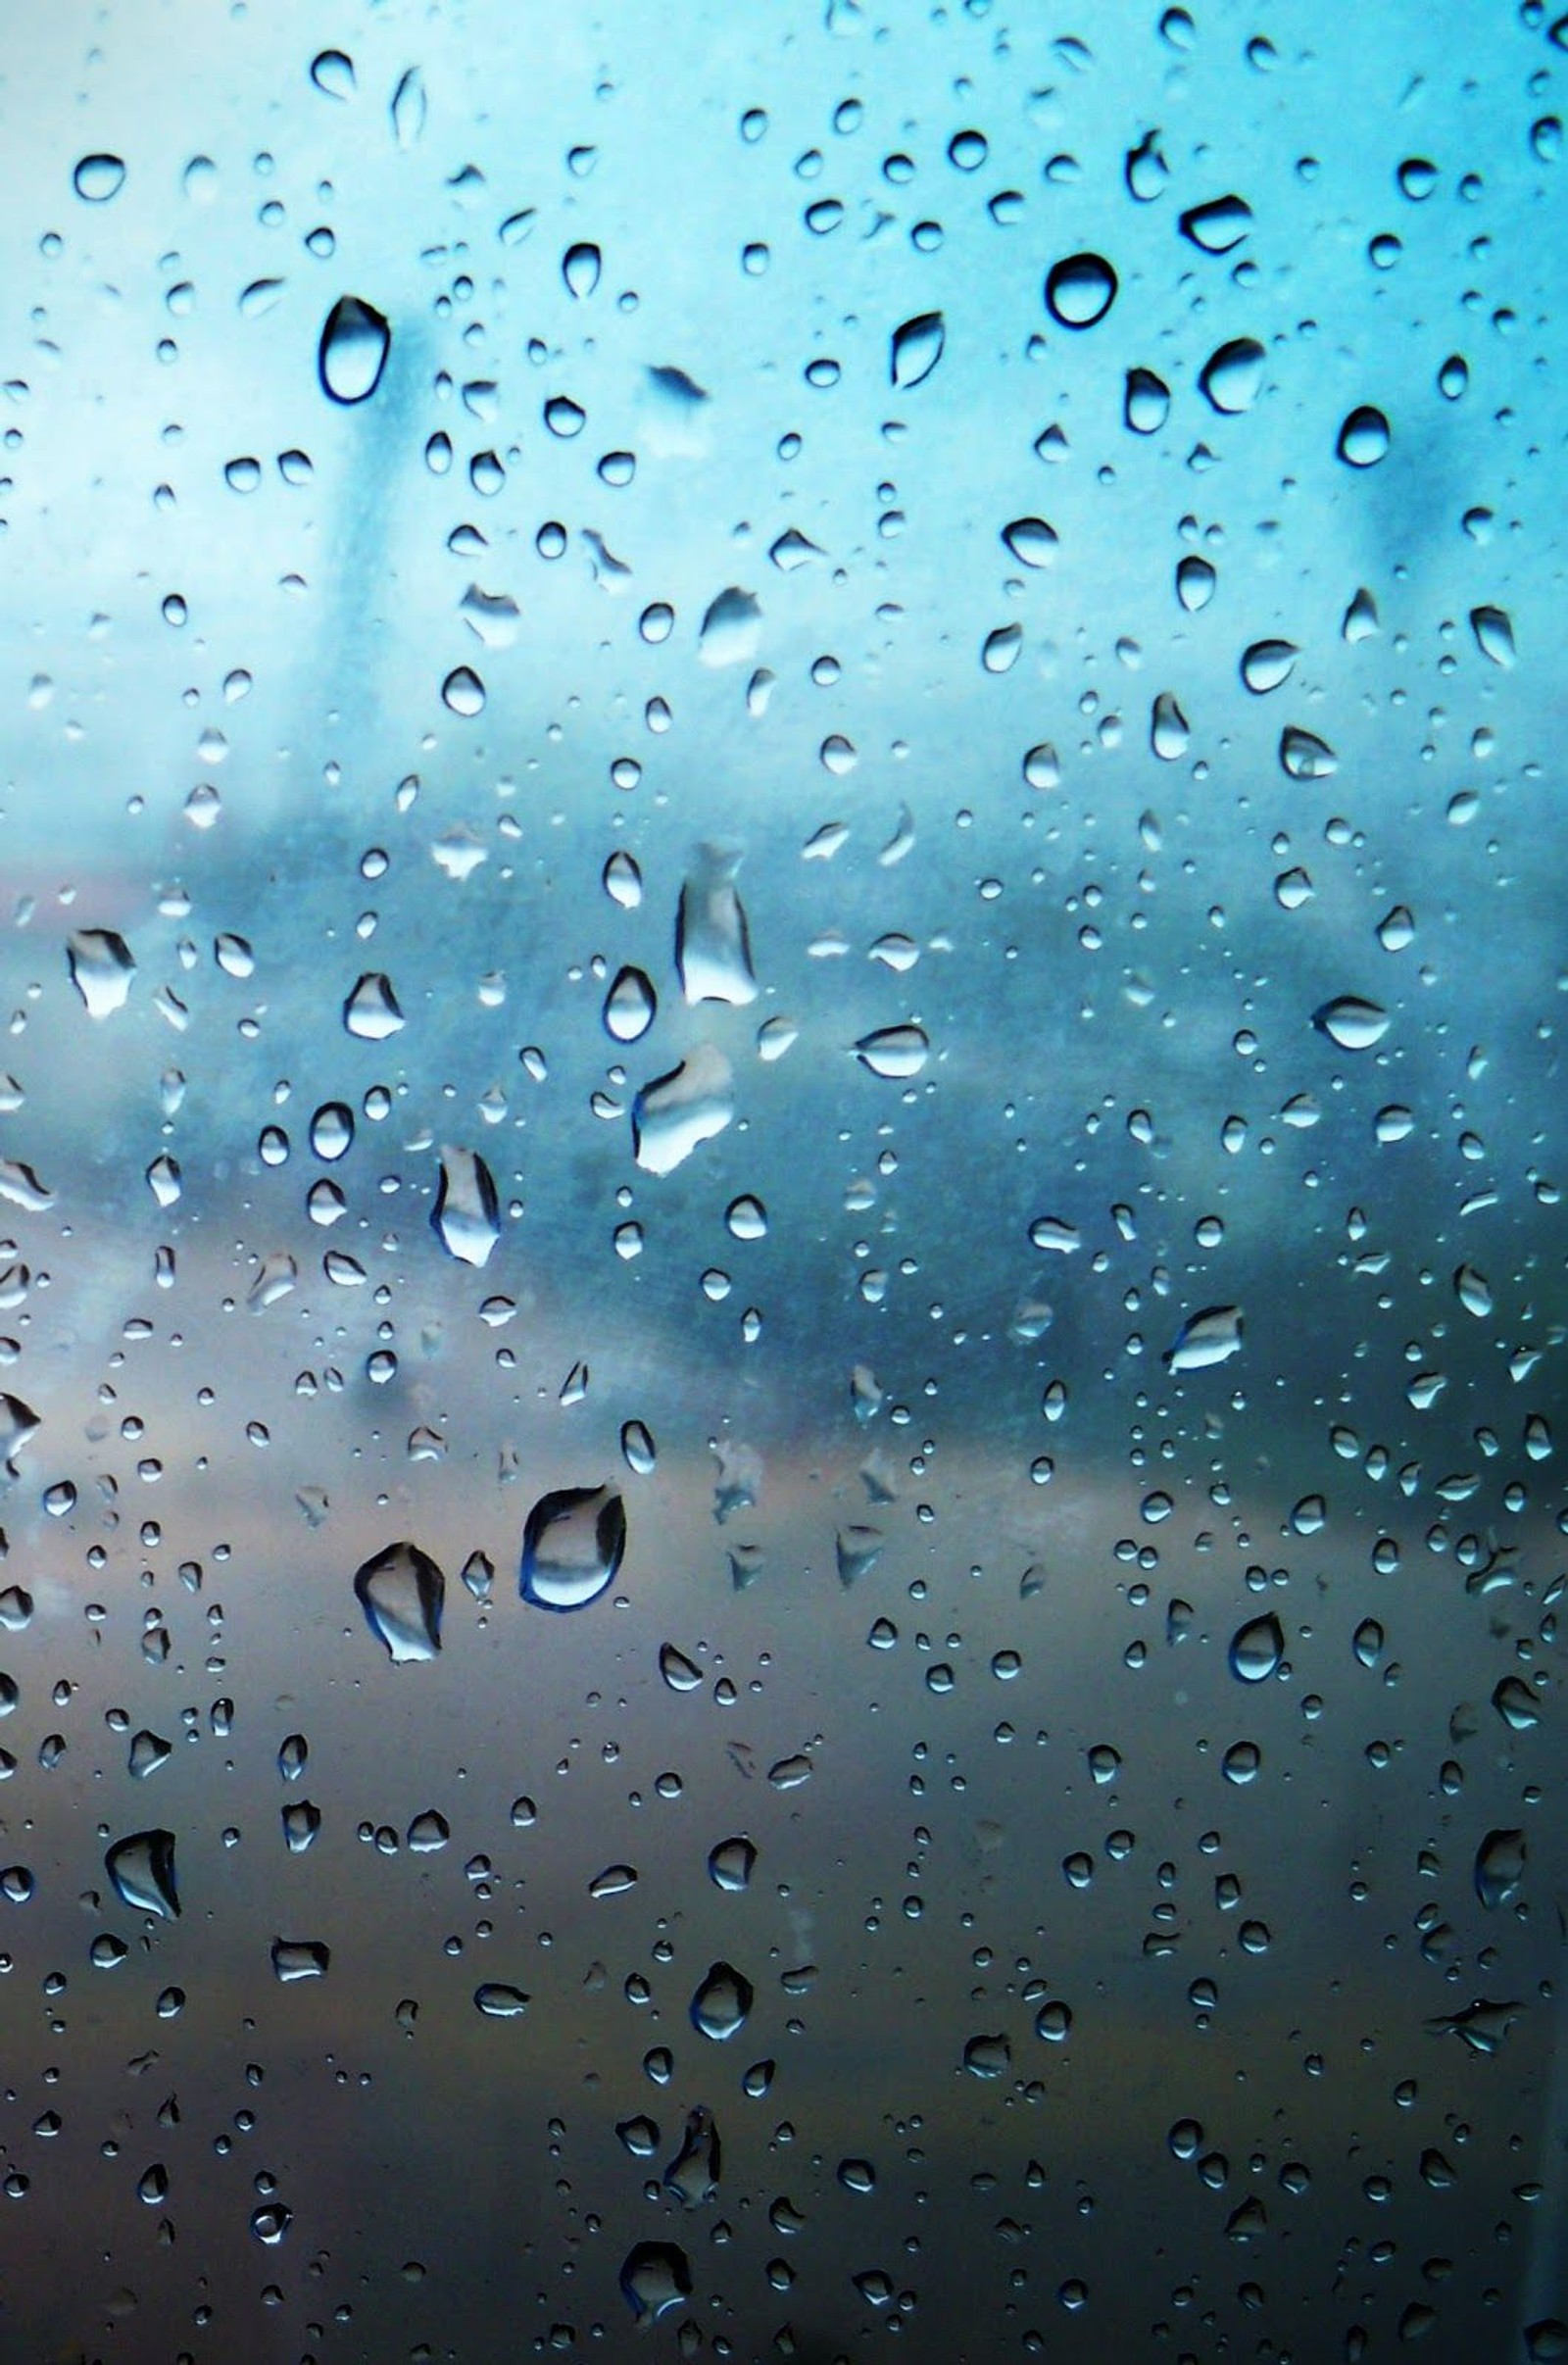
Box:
[0,3,1565,2358]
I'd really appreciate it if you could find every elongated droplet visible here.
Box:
[891,310,945,388]
[431,1147,500,1265]
[677,847,758,1005]
[1475,1828,1526,1909]
[1164,1305,1243,1372]
[1313,996,1389,1051]
[67,929,135,1018]
[271,1938,330,1982]
[354,1541,444,1662]
[106,1829,179,1919]
[390,66,426,149]
[855,1024,928,1080]
[633,1046,734,1176]
[318,296,391,404]
[521,1485,626,1612]
[474,1982,529,2017]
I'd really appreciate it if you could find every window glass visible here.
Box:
[2,3,1564,2358]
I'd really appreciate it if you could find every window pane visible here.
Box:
[2,3,1564,2358]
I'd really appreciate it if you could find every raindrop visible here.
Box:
[318,296,391,404]
[1125,368,1170,433]
[691,1959,753,2040]
[1179,194,1252,252]
[709,1836,757,1892]
[891,311,945,388]
[1176,556,1216,612]
[1003,517,1057,567]
[604,965,657,1042]
[105,1830,179,1919]
[431,1147,500,1265]
[67,929,135,1018]
[311,1102,354,1159]
[391,67,426,148]
[1229,1613,1284,1683]
[442,665,486,716]
[520,1485,626,1612]
[1241,639,1298,693]
[1474,1828,1525,1909]
[1045,252,1117,326]
[633,1046,735,1175]
[1126,129,1169,201]
[563,241,602,298]
[74,154,126,202]
[1470,605,1515,666]
[343,972,405,1040]
[251,2203,293,2244]
[1199,338,1265,414]
[1164,1306,1243,1371]
[699,587,762,667]
[1151,693,1189,760]
[1337,406,1390,467]
[310,48,355,98]
[855,1024,928,1080]
[474,1982,528,2017]
[1280,725,1338,779]
[1453,1262,1493,1318]
[1313,997,1389,1051]
[664,2106,721,2207]
[353,1542,445,1663]
[619,2240,692,2324]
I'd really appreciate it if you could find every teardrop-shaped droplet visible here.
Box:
[855,1024,928,1080]
[563,240,602,298]
[343,972,405,1040]
[106,1829,180,1919]
[67,928,135,1018]
[1313,996,1389,1051]
[691,1959,753,2041]
[1280,726,1338,779]
[318,296,391,404]
[431,1146,500,1266]
[1045,252,1117,327]
[353,1541,445,1662]
[604,965,657,1043]
[520,1485,626,1612]
[442,664,486,715]
[890,310,945,388]
[1228,1612,1284,1683]
[310,47,356,98]
[128,1729,172,1780]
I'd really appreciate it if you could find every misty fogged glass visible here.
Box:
[1,2,1564,2359]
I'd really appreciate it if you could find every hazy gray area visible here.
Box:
[0,2,1563,2360]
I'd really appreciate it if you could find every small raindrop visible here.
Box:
[890,311,945,387]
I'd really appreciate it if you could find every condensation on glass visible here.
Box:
[0,1,1564,2359]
